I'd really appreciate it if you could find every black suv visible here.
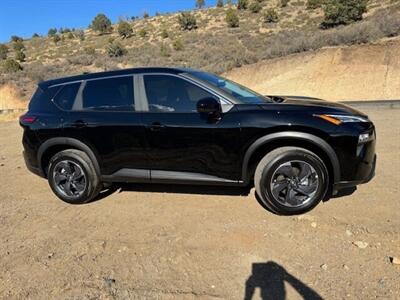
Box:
[20,67,376,215]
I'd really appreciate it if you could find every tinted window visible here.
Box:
[144,75,215,113]
[53,83,80,111]
[28,85,61,112]
[82,76,134,111]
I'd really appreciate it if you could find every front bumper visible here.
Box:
[333,154,376,191]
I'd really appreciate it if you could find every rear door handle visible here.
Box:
[70,120,88,128]
[149,122,165,131]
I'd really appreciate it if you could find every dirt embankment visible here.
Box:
[225,38,400,101]
[0,84,26,110]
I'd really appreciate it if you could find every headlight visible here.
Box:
[315,114,369,125]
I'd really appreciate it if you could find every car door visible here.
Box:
[62,75,148,178]
[139,74,242,182]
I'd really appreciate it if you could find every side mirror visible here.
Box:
[197,97,221,115]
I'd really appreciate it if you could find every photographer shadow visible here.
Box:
[244,261,323,300]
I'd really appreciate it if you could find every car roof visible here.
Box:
[39,67,194,88]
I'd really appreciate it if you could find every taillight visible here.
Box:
[19,114,37,124]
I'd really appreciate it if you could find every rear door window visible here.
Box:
[53,83,80,111]
[80,76,134,111]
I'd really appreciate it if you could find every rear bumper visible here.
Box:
[23,150,44,178]
[333,154,376,192]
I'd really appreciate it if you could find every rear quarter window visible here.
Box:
[52,83,80,111]
[28,85,61,112]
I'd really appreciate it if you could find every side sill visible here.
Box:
[102,169,243,186]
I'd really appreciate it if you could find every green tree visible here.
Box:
[321,0,368,28]
[196,0,205,9]
[143,11,149,18]
[226,9,239,27]
[217,0,224,7]
[91,13,112,34]
[118,21,133,38]
[13,40,25,51]
[32,33,40,38]
[15,50,25,62]
[178,12,197,30]
[0,44,8,60]
[264,8,279,23]
[237,0,248,10]
[2,58,22,73]
[48,28,57,37]
[10,36,23,42]
[249,1,262,13]
[106,41,126,57]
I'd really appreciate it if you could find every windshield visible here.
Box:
[190,71,271,104]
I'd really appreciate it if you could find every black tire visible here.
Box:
[254,147,329,215]
[47,149,102,204]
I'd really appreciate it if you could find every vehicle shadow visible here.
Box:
[244,261,323,300]
[92,183,252,203]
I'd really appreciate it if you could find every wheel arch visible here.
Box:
[242,132,340,185]
[37,137,101,178]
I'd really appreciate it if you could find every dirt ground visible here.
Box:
[0,106,399,299]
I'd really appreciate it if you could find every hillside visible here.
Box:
[225,37,400,101]
[1,0,400,106]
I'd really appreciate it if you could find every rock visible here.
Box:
[0,163,4,167]
[104,277,116,288]
[343,264,350,270]
[297,215,315,222]
[390,257,400,265]
[345,229,353,236]
[353,241,369,249]
[311,222,317,228]
[320,264,328,271]
[47,253,54,259]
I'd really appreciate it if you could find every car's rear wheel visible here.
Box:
[255,147,329,215]
[48,149,101,204]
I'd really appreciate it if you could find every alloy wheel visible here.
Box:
[52,160,86,198]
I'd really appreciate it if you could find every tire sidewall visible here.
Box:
[258,150,328,215]
[48,152,94,204]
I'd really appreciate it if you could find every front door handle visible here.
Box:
[70,120,88,128]
[149,122,165,131]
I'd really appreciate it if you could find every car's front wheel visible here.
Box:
[47,149,102,204]
[255,147,329,215]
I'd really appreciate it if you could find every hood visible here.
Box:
[265,95,366,116]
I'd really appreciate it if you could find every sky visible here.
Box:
[0,0,219,43]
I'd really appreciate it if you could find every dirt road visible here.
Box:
[0,106,399,299]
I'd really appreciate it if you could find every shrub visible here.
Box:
[32,33,40,38]
[13,40,25,51]
[264,8,279,23]
[143,11,149,18]
[67,54,94,66]
[53,34,61,44]
[118,21,133,38]
[160,43,171,57]
[280,0,290,7]
[107,42,126,57]
[161,28,169,39]
[67,32,74,39]
[307,0,325,9]
[48,28,57,37]
[178,12,197,30]
[173,38,184,51]
[91,13,112,34]
[237,0,248,10]
[84,46,96,55]
[226,9,240,27]
[0,44,8,60]
[75,29,85,41]
[196,0,205,9]
[322,0,368,28]
[2,58,22,73]
[249,1,262,13]
[217,0,224,7]
[15,50,25,62]
[139,28,148,38]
